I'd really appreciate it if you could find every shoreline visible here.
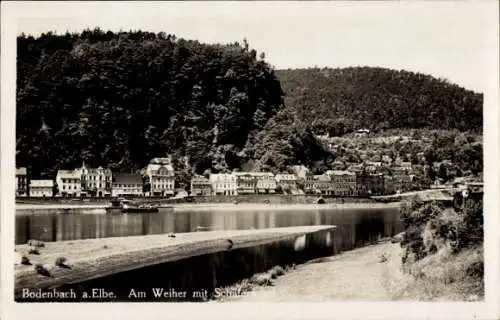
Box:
[223,240,483,302]
[217,241,405,302]
[170,202,401,212]
[15,202,401,212]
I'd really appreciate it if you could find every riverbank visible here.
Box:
[16,204,109,210]
[221,240,483,301]
[16,202,401,212]
[16,193,375,206]
[14,226,336,300]
[171,202,401,212]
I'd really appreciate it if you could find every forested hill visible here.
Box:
[275,67,483,135]
[17,30,308,178]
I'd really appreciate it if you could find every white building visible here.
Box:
[29,179,54,197]
[209,173,237,195]
[253,172,276,194]
[78,163,112,197]
[232,172,258,194]
[112,173,143,197]
[275,173,298,190]
[290,165,310,181]
[190,175,212,196]
[56,169,82,197]
[16,167,28,196]
[146,161,175,196]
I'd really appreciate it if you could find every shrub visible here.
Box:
[28,247,40,255]
[34,263,51,277]
[250,273,273,286]
[26,239,45,248]
[271,265,285,277]
[399,197,483,270]
[21,255,30,265]
[55,256,67,267]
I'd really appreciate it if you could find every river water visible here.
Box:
[15,205,403,251]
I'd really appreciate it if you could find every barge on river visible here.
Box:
[107,199,159,214]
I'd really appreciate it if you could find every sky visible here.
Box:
[4,1,500,93]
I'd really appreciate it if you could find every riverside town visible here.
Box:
[14,11,486,306]
[16,152,482,200]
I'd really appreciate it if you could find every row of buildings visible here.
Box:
[190,165,413,197]
[16,157,175,198]
[16,160,414,198]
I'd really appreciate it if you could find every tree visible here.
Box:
[16,30,284,176]
[437,163,448,182]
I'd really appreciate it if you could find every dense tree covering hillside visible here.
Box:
[275,67,483,134]
[16,30,483,182]
[17,29,332,178]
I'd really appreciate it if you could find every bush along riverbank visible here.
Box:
[396,196,483,301]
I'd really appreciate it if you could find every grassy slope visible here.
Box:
[221,241,483,301]
[398,244,483,301]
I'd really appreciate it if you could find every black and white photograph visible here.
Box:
[1,1,499,319]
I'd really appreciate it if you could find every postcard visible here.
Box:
[1,1,499,319]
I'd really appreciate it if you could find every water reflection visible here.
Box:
[16,207,403,251]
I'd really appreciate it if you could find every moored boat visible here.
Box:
[121,207,159,213]
[121,202,159,214]
[106,199,159,214]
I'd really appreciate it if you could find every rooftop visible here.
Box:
[30,179,54,187]
[150,157,172,165]
[113,173,142,185]
[326,170,355,176]
[275,174,297,179]
[56,169,81,179]
[84,167,112,175]
[146,163,174,174]
[314,175,331,182]
[191,175,210,182]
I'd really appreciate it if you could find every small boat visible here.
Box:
[106,199,159,214]
[315,197,326,204]
[122,207,159,213]
[193,225,214,232]
[121,202,159,214]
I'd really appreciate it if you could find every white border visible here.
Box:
[1,2,499,320]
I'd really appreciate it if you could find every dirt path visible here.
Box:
[227,241,409,301]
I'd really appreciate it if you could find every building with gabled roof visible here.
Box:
[56,169,82,197]
[209,173,237,195]
[190,175,212,196]
[77,162,112,197]
[145,159,175,196]
[112,173,143,197]
[29,179,53,197]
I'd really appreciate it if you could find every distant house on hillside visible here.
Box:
[365,161,382,173]
[355,128,370,136]
[150,156,172,165]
